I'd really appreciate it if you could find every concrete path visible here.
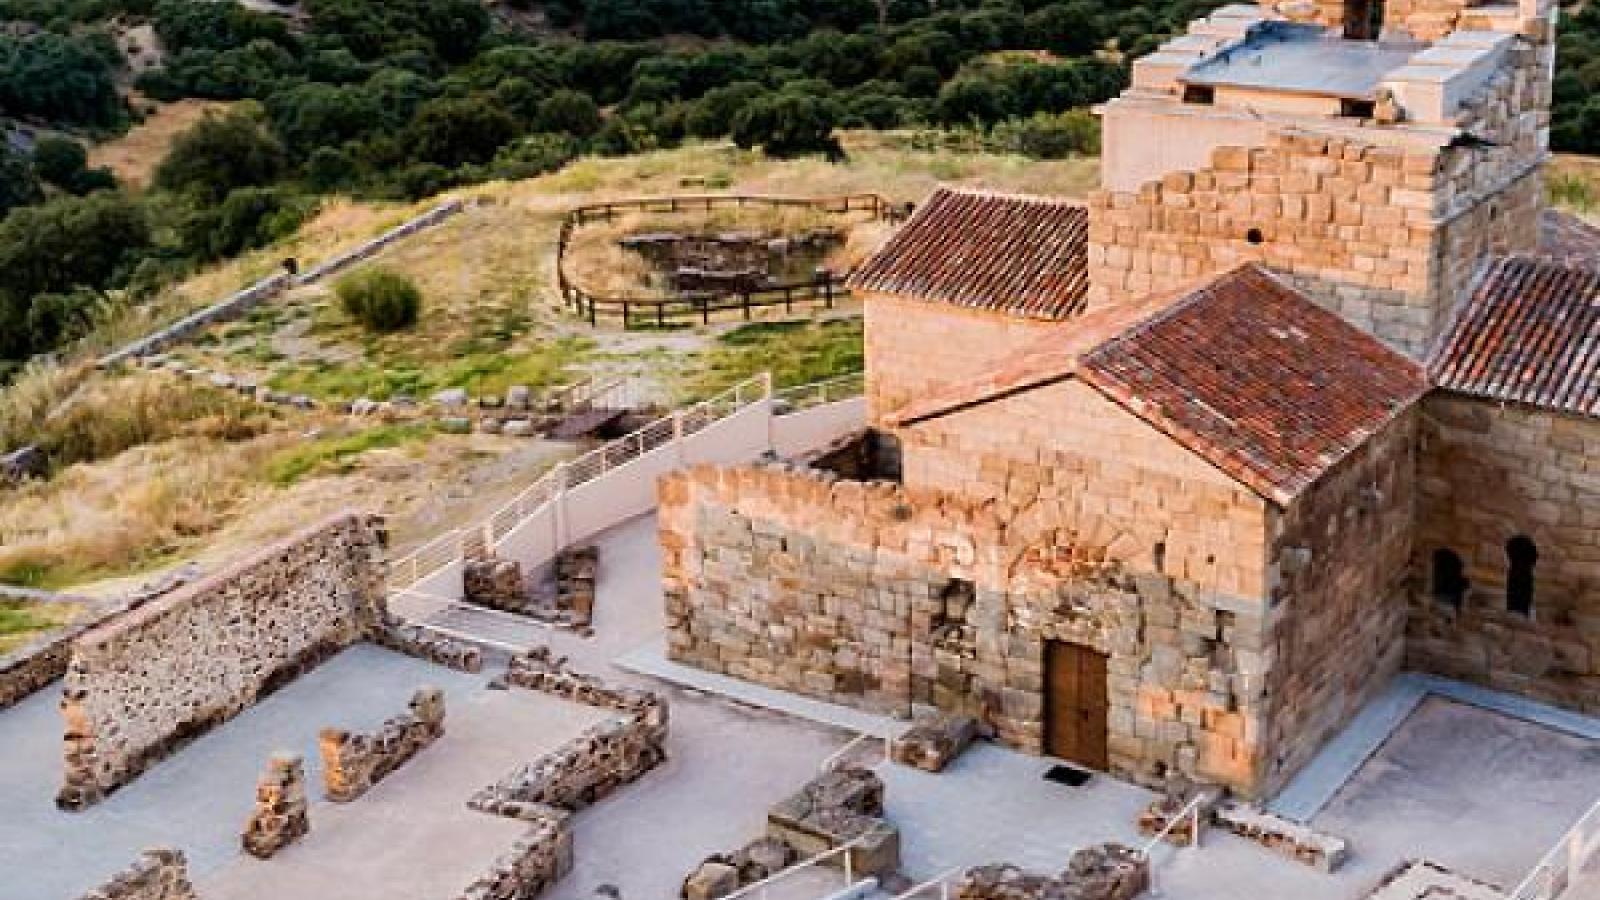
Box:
[201,688,609,900]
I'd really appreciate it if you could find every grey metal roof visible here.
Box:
[1182,23,1421,100]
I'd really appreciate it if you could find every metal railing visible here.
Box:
[1136,793,1208,898]
[721,828,890,900]
[385,373,773,594]
[775,372,864,414]
[891,869,963,899]
[1508,797,1600,900]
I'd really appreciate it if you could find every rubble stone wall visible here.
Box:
[0,630,75,710]
[58,513,388,809]
[1408,395,1600,714]
[321,687,445,802]
[863,293,1060,422]
[76,848,199,900]
[452,814,573,900]
[1260,413,1416,795]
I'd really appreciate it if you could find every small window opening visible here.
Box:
[1506,536,1537,615]
[1344,0,1384,39]
[1431,548,1468,607]
[1182,84,1215,105]
[1245,227,1265,245]
[1341,98,1376,119]
[933,578,975,637]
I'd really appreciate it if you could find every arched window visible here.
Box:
[1431,549,1468,607]
[1505,536,1537,615]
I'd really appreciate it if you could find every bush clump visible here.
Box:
[335,268,422,332]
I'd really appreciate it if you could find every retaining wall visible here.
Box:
[57,512,389,809]
[98,200,465,368]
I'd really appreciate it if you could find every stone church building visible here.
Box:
[659,0,1600,799]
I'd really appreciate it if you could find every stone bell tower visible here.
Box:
[1086,0,1558,357]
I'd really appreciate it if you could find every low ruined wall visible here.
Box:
[321,687,445,802]
[77,848,198,900]
[1408,396,1600,714]
[371,619,483,673]
[58,512,388,809]
[0,630,75,710]
[469,714,664,817]
[453,814,573,900]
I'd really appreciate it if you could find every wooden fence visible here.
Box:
[555,193,903,328]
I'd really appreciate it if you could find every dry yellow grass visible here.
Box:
[88,99,232,189]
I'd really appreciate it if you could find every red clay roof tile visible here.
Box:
[846,187,1089,320]
[893,266,1429,506]
[1430,255,1600,417]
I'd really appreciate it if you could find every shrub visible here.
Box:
[335,267,422,332]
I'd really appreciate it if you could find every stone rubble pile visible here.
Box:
[956,844,1149,900]
[241,753,310,859]
[681,836,798,900]
[766,767,900,878]
[75,847,199,900]
[320,687,445,802]
[890,712,981,772]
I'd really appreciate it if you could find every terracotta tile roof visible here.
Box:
[1430,255,1600,417]
[1538,209,1600,267]
[892,266,1429,506]
[846,187,1089,320]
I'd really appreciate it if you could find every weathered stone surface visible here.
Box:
[956,845,1148,900]
[75,847,198,900]
[57,512,388,810]
[452,812,573,900]
[242,753,310,859]
[767,767,899,877]
[682,861,741,900]
[372,619,483,673]
[892,712,979,772]
[321,687,445,802]
[1213,802,1349,873]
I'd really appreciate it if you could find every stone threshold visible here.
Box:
[1270,672,1600,823]
[614,640,910,742]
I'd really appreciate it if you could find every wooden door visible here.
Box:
[1045,641,1109,770]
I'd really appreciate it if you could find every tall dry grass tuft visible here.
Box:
[0,359,92,452]
[0,433,294,587]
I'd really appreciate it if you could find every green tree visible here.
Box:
[536,89,603,138]
[0,143,43,219]
[404,97,518,168]
[0,32,124,127]
[153,107,288,201]
[731,92,844,158]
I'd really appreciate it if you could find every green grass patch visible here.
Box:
[1550,171,1597,214]
[264,423,436,486]
[267,338,592,402]
[680,317,863,400]
[0,601,78,653]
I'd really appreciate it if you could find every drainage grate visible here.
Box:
[1043,764,1093,787]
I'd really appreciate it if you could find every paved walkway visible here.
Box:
[0,644,489,900]
[202,688,608,900]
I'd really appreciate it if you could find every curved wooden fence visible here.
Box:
[555,193,904,328]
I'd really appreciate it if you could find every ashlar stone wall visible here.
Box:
[1260,413,1416,794]
[1086,12,1553,359]
[1408,395,1600,713]
[662,459,1279,795]
[863,292,1061,422]
[58,512,388,809]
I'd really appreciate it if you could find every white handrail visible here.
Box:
[892,868,962,899]
[1137,793,1207,899]
[1508,797,1600,900]
[721,829,888,900]
[821,734,875,774]
[384,372,773,594]
[774,371,863,412]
